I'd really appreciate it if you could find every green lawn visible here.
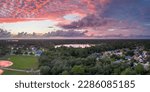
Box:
[1,55,39,75]
[9,55,38,70]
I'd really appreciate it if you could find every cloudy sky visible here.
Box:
[0,0,150,38]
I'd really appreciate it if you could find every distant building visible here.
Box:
[35,50,43,56]
[125,56,132,61]
[139,58,144,63]
[142,62,150,71]
[113,59,124,64]
[114,50,123,56]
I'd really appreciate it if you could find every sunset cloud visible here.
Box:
[0,0,110,22]
[0,0,150,38]
[44,30,88,37]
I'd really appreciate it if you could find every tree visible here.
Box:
[134,64,145,74]
[62,70,69,75]
[125,51,134,56]
[71,65,85,75]
[40,66,51,75]
[121,68,136,75]
[94,64,103,74]
[0,46,10,56]
[83,55,96,66]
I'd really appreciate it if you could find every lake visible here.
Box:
[55,44,95,48]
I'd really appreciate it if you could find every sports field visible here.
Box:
[1,55,39,75]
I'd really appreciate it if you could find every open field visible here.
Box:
[1,55,39,75]
[9,55,38,69]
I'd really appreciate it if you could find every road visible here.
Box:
[0,67,40,74]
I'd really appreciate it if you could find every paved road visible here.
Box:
[0,67,40,74]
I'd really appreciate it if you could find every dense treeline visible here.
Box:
[0,44,10,57]
[0,39,150,47]
[38,40,150,75]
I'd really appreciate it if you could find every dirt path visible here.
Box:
[0,69,4,75]
[0,60,13,67]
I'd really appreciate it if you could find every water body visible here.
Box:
[55,44,95,48]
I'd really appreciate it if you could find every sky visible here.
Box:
[0,0,150,38]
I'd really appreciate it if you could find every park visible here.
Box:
[0,55,39,75]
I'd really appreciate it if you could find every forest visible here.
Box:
[37,39,150,75]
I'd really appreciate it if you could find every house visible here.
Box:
[35,50,43,56]
[139,55,143,58]
[143,51,148,58]
[134,63,138,67]
[124,48,130,52]
[142,62,150,71]
[134,49,139,55]
[139,58,144,63]
[114,50,123,56]
[125,56,132,61]
[113,59,124,64]
[103,51,113,56]
[133,55,140,61]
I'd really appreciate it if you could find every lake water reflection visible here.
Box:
[55,44,95,48]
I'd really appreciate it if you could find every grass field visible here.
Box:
[1,55,39,75]
[9,55,38,69]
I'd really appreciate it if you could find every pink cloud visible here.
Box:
[0,0,110,23]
